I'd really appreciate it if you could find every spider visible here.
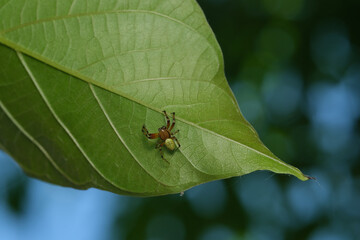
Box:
[142,111,180,162]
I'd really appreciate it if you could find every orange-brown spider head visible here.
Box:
[158,127,171,141]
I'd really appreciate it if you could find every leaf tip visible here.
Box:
[301,174,316,181]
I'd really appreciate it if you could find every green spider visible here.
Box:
[142,111,180,162]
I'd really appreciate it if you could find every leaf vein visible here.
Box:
[89,84,171,187]
[0,9,213,55]
[16,51,128,191]
[0,100,76,184]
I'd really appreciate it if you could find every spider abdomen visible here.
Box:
[165,138,176,150]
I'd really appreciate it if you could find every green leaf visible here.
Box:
[0,0,309,196]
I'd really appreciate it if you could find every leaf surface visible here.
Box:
[0,0,309,196]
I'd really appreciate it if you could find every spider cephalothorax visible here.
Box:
[142,111,180,162]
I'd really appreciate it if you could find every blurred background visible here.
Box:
[1,0,360,239]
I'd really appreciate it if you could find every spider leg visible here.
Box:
[142,125,159,139]
[155,141,165,149]
[171,136,181,148]
[169,112,176,131]
[172,130,179,135]
[156,142,169,163]
[163,110,170,129]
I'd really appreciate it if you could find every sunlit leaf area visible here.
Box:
[1,0,359,239]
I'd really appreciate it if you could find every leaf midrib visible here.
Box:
[0,5,307,179]
[0,37,303,177]
[17,50,200,191]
